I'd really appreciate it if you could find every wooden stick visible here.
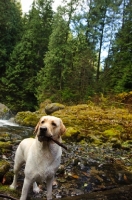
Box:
[50,137,67,150]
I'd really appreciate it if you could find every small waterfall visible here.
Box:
[0,119,19,127]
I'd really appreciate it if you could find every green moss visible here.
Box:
[13,98,132,144]
[2,171,14,184]
[15,111,40,127]
[122,141,132,149]
[0,184,20,198]
[87,134,102,145]
[102,129,121,139]
[0,160,10,179]
[63,127,80,140]
[0,141,12,150]
[3,107,8,113]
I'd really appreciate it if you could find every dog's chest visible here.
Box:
[32,147,61,181]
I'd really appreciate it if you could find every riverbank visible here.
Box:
[0,94,132,199]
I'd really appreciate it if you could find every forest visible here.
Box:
[0,0,132,112]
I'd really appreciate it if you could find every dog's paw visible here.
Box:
[33,186,41,193]
[47,195,52,200]
[33,182,42,194]
[10,184,16,190]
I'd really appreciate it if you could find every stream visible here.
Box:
[0,120,132,200]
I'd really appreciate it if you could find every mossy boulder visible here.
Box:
[0,103,11,119]
[39,99,52,114]
[63,127,80,141]
[15,111,40,127]
[13,100,132,144]
[0,160,10,182]
[45,103,65,115]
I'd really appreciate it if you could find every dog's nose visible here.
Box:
[40,127,47,133]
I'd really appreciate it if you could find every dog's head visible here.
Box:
[34,116,66,142]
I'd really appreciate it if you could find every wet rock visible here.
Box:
[45,103,65,115]
[0,103,11,119]
[112,140,122,149]
[57,165,65,174]
[8,117,16,123]
[0,160,10,182]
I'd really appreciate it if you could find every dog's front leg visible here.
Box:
[10,172,18,190]
[46,176,54,200]
[20,177,32,200]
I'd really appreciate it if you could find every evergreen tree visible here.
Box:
[104,0,132,93]
[36,0,96,103]
[0,0,22,76]
[2,0,53,112]
[85,0,123,82]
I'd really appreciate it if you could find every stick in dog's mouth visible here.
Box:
[50,137,67,150]
[38,135,67,150]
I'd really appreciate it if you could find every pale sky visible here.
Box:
[21,0,61,13]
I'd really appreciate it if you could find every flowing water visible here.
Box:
[0,120,132,200]
[0,119,18,127]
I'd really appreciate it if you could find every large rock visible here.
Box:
[45,103,65,115]
[0,103,12,119]
[15,111,40,127]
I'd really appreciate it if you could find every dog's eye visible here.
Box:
[41,120,45,124]
[52,122,56,127]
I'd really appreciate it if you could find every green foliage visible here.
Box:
[102,0,132,93]
[1,0,53,112]
[0,0,23,75]
[36,2,96,104]
[0,0,132,111]
[15,111,40,127]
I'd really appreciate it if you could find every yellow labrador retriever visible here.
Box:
[10,115,66,200]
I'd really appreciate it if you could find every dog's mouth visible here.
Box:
[38,127,52,142]
[38,135,52,142]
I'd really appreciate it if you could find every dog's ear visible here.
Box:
[33,121,40,134]
[60,120,66,135]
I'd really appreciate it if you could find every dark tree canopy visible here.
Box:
[0,0,131,112]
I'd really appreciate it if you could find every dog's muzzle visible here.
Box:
[38,127,51,142]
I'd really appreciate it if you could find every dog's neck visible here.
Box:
[35,136,62,154]
[34,138,62,168]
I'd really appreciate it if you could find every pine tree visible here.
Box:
[2,0,53,112]
[85,0,123,83]
[0,0,22,75]
[36,0,96,103]
[104,0,132,92]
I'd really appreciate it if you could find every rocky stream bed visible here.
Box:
[0,120,132,200]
